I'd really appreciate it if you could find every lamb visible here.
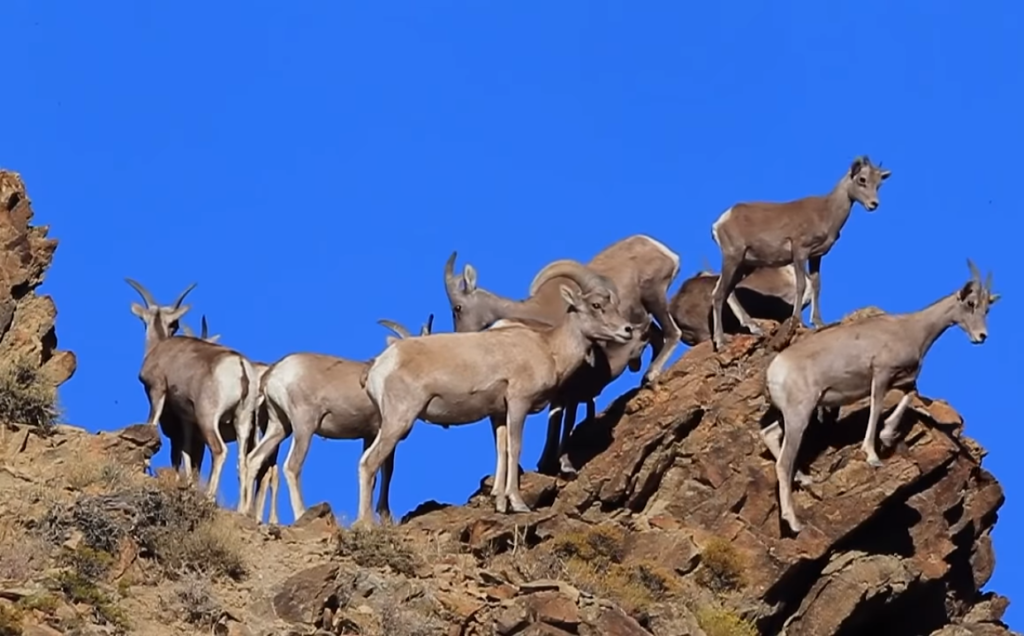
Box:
[444,234,679,474]
[669,264,813,346]
[126,279,260,513]
[356,265,634,528]
[760,260,999,533]
[243,315,434,522]
[710,156,892,350]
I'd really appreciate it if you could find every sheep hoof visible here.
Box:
[880,432,896,448]
[494,496,509,514]
[795,471,814,487]
[509,497,531,514]
[746,323,764,336]
[558,457,577,476]
[866,456,884,469]
[785,517,803,534]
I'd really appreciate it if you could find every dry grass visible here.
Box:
[548,524,681,616]
[0,519,49,582]
[0,359,60,431]
[0,602,22,636]
[171,571,222,628]
[336,524,420,577]
[695,537,747,592]
[64,460,131,492]
[695,605,758,636]
[50,545,129,632]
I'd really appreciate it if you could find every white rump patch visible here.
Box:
[365,344,400,404]
[212,356,245,404]
[711,206,733,247]
[637,234,680,278]
[765,351,793,401]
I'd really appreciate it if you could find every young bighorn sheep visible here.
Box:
[761,260,999,533]
[710,156,892,350]
[444,234,679,474]
[126,279,261,513]
[670,264,813,346]
[358,266,634,528]
[243,315,434,523]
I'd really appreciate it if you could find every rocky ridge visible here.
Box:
[0,170,1017,636]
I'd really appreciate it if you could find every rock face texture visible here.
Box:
[0,172,1017,636]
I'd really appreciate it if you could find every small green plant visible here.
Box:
[695,537,746,592]
[15,593,60,614]
[0,359,59,431]
[695,605,758,636]
[52,570,129,631]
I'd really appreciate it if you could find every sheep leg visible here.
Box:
[808,255,824,328]
[196,404,228,504]
[536,405,564,475]
[501,401,532,514]
[557,401,579,475]
[232,391,257,515]
[144,385,166,429]
[880,390,915,448]
[281,423,316,522]
[638,322,664,373]
[776,404,813,534]
[711,253,746,351]
[862,373,892,467]
[246,402,290,521]
[790,254,810,329]
[491,416,508,496]
[760,421,813,486]
[252,440,279,524]
[491,414,510,508]
[724,264,761,336]
[376,447,396,523]
[355,408,414,529]
[640,284,682,384]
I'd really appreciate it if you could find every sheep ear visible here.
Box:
[385,335,398,346]
[130,303,147,318]
[560,285,581,312]
[462,265,478,293]
[989,293,1001,305]
[583,347,596,366]
[879,169,892,181]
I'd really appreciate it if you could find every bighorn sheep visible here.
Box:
[760,260,999,533]
[126,279,260,513]
[444,234,679,474]
[176,317,281,523]
[670,264,813,346]
[357,267,634,528]
[243,315,434,523]
[710,156,892,350]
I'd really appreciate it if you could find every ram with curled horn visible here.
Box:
[356,261,635,528]
[245,314,435,523]
[442,234,682,476]
[125,279,262,513]
[758,258,999,534]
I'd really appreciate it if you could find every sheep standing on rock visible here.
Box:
[760,260,999,533]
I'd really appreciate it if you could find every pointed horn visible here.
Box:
[528,259,618,298]
[966,258,982,284]
[200,315,210,339]
[172,282,197,310]
[124,278,157,308]
[421,313,434,336]
[444,251,460,295]
[377,319,412,339]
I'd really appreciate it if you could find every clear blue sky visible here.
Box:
[7,0,1021,626]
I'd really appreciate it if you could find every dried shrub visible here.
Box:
[695,605,757,636]
[0,602,22,636]
[0,359,59,431]
[336,525,419,577]
[695,537,746,592]
[172,571,222,628]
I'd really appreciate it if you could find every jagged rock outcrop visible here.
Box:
[0,169,75,395]
[0,171,1016,636]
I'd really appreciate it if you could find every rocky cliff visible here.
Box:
[0,170,1017,636]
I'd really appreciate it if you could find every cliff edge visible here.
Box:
[0,171,1016,636]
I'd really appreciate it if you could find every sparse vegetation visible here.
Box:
[52,569,129,632]
[64,460,131,492]
[549,524,681,616]
[171,571,223,628]
[336,524,420,577]
[15,592,60,614]
[696,537,747,592]
[0,358,60,431]
[0,519,49,581]
[695,605,758,636]
[0,602,23,636]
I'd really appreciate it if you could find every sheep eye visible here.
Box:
[591,302,601,310]
[454,305,462,313]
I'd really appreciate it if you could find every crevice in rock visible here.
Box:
[834,578,949,636]
[5,191,20,212]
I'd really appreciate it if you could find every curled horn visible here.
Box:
[172,282,197,310]
[444,252,462,296]
[966,258,982,284]
[378,319,413,339]
[125,278,157,308]
[528,259,618,298]
[421,313,434,336]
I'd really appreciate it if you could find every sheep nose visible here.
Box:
[867,200,879,211]
[977,332,987,343]
[624,325,634,335]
